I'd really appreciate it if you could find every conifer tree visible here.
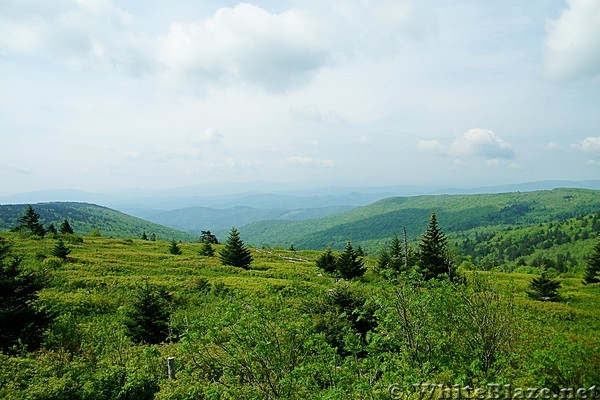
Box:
[168,239,182,255]
[51,238,71,260]
[200,230,219,244]
[316,249,337,274]
[583,234,600,284]
[336,241,366,280]
[141,231,149,241]
[124,281,172,344]
[199,241,215,257]
[58,219,74,235]
[0,237,51,353]
[219,228,253,269]
[18,205,45,236]
[46,224,57,235]
[418,212,453,280]
[527,268,561,301]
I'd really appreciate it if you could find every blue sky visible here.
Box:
[1,0,599,196]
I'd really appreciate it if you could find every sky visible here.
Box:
[1,0,600,196]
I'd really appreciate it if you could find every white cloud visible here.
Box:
[189,127,223,145]
[574,136,600,153]
[419,128,515,160]
[156,3,328,92]
[0,0,151,74]
[544,0,600,81]
[287,156,335,168]
[450,128,514,159]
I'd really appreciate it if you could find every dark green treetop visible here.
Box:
[219,228,253,269]
[18,205,45,236]
[316,249,337,274]
[124,281,172,344]
[199,241,215,257]
[527,268,561,302]
[0,237,51,353]
[59,219,74,235]
[418,212,453,280]
[168,239,182,255]
[51,238,71,260]
[200,230,219,244]
[336,241,366,280]
[584,234,600,284]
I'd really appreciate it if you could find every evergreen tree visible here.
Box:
[124,281,172,344]
[316,249,337,274]
[336,241,366,280]
[0,237,51,353]
[527,268,561,301]
[583,234,600,284]
[418,212,453,280]
[200,230,219,244]
[18,205,45,236]
[51,238,71,260]
[141,231,149,241]
[58,219,74,235]
[150,233,157,241]
[219,228,253,269]
[199,241,215,257]
[168,239,182,255]
[46,224,57,235]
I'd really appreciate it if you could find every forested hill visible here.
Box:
[239,188,600,250]
[0,202,195,241]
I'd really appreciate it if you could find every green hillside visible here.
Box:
[0,231,598,398]
[0,202,196,241]
[240,188,600,250]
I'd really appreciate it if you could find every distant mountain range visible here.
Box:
[238,188,600,250]
[2,180,600,243]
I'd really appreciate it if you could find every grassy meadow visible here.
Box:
[1,231,599,399]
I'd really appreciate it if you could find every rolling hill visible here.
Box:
[239,188,600,250]
[0,202,196,241]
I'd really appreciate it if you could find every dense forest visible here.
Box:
[0,199,599,399]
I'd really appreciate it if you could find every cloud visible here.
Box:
[544,0,600,81]
[188,127,223,145]
[0,0,152,74]
[157,3,328,92]
[287,156,335,168]
[290,106,345,124]
[419,128,515,161]
[573,136,600,153]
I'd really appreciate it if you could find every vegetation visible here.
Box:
[584,234,600,284]
[418,212,454,280]
[59,219,74,235]
[219,227,253,269]
[0,237,50,353]
[51,238,71,260]
[0,202,195,241]
[0,189,599,398]
[527,268,561,302]
[168,239,182,255]
[17,204,46,236]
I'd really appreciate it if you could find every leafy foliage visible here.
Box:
[198,241,215,257]
[418,212,454,280]
[335,241,366,280]
[219,227,253,269]
[51,238,71,260]
[584,234,600,284]
[527,269,561,301]
[58,219,74,235]
[17,205,46,236]
[168,239,182,255]
[124,281,172,344]
[0,237,51,353]
[316,248,337,274]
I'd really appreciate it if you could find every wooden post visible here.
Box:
[167,357,176,380]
